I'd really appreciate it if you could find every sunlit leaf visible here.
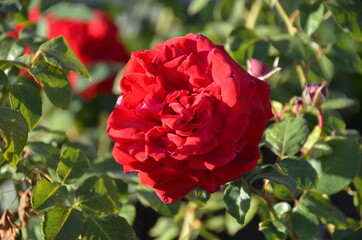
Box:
[223,179,251,225]
[0,106,28,166]
[9,79,42,130]
[82,214,137,240]
[57,146,90,184]
[28,62,72,109]
[264,118,309,157]
[32,179,68,211]
[42,207,84,240]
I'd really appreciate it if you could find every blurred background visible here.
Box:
[1,0,361,239]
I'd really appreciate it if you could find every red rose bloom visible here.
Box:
[45,10,129,100]
[107,33,272,204]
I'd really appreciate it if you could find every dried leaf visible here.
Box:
[0,209,20,240]
[18,188,33,227]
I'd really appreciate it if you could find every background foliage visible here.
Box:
[1,0,362,239]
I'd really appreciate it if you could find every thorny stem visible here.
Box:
[317,108,324,129]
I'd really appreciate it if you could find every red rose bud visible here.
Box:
[302,82,327,108]
[107,33,273,204]
[247,58,281,81]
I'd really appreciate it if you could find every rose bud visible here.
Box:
[107,33,273,204]
[247,58,281,81]
[302,82,327,108]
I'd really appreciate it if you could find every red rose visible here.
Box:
[45,10,129,100]
[46,10,128,65]
[107,33,273,204]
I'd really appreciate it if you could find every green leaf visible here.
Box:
[42,207,84,240]
[308,140,333,158]
[76,175,120,214]
[137,190,181,217]
[250,166,297,194]
[82,215,138,240]
[325,0,362,41]
[223,179,251,225]
[32,179,68,211]
[298,192,347,228]
[57,147,90,184]
[289,206,319,239]
[28,62,72,109]
[0,70,8,85]
[0,106,28,166]
[264,118,309,157]
[227,27,259,64]
[259,220,287,240]
[279,158,318,190]
[26,142,60,170]
[322,98,355,109]
[314,139,360,194]
[9,79,42,130]
[327,46,362,73]
[187,0,210,15]
[273,202,291,218]
[0,38,24,61]
[300,4,325,36]
[38,36,91,79]
[271,36,305,60]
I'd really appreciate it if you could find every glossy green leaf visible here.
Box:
[137,190,181,217]
[42,207,84,240]
[289,206,319,239]
[273,202,291,218]
[279,158,318,190]
[82,214,137,240]
[251,166,297,194]
[28,62,72,109]
[259,220,286,240]
[298,192,347,228]
[314,139,360,194]
[223,179,251,225]
[225,194,259,235]
[32,179,68,211]
[76,175,120,214]
[0,106,28,166]
[264,118,308,157]
[38,36,90,79]
[9,79,42,130]
[57,147,90,184]
[271,36,305,60]
[0,70,8,85]
[322,98,355,109]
